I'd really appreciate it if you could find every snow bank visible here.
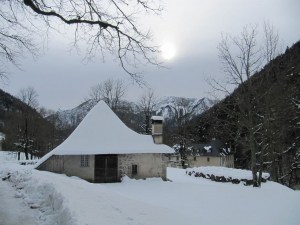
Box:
[0,165,76,225]
[1,158,189,225]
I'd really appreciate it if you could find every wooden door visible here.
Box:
[94,155,118,183]
[51,155,64,172]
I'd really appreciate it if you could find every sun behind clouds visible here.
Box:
[161,42,176,60]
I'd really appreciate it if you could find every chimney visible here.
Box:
[151,116,164,144]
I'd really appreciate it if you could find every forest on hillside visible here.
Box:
[185,41,300,189]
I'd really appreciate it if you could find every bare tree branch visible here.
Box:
[17,86,39,109]
[0,0,163,82]
[88,78,126,110]
[138,88,158,134]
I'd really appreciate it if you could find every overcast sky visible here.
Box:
[1,0,300,110]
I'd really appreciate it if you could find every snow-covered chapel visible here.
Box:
[35,101,174,182]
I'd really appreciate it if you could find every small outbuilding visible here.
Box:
[35,101,174,182]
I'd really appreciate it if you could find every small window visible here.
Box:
[80,155,89,167]
[207,157,210,162]
[194,156,197,161]
[132,164,138,175]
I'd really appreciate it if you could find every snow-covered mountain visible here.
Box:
[53,99,97,127]
[50,96,217,127]
[154,96,217,120]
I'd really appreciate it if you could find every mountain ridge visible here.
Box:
[51,96,217,128]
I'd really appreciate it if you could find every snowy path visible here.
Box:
[0,180,38,225]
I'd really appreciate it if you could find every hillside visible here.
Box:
[54,99,97,128]
[188,41,300,188]
[0,89,57,156]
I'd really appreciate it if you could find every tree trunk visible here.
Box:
[249,112,259,187]
[24,118,29,160]
[257,145,263,187]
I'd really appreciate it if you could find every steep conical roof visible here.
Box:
[36,101,173,167]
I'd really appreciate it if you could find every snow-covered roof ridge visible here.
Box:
[36,101,173,166]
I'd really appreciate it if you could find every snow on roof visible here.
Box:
[36,101,173,167]
[204,146,212,152]
[151,116,164,121]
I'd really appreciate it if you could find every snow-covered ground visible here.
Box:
[1,151,39,165]
[0,151,300,225]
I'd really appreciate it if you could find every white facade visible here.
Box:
[168,154,234,168]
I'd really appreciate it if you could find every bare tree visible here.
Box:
[138,89,157,134]
[89,84,103,103]
[216,25,270,187]
[89,78,126,110]
[0,1,37,81]
[263,21,280,64]
[17,86,39,109]
[13,87,36,159]
[218,25,262,86]
[14,117,33,160]
[15,86,39,160]
[0,0,163,81]
[256,21,281,186]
